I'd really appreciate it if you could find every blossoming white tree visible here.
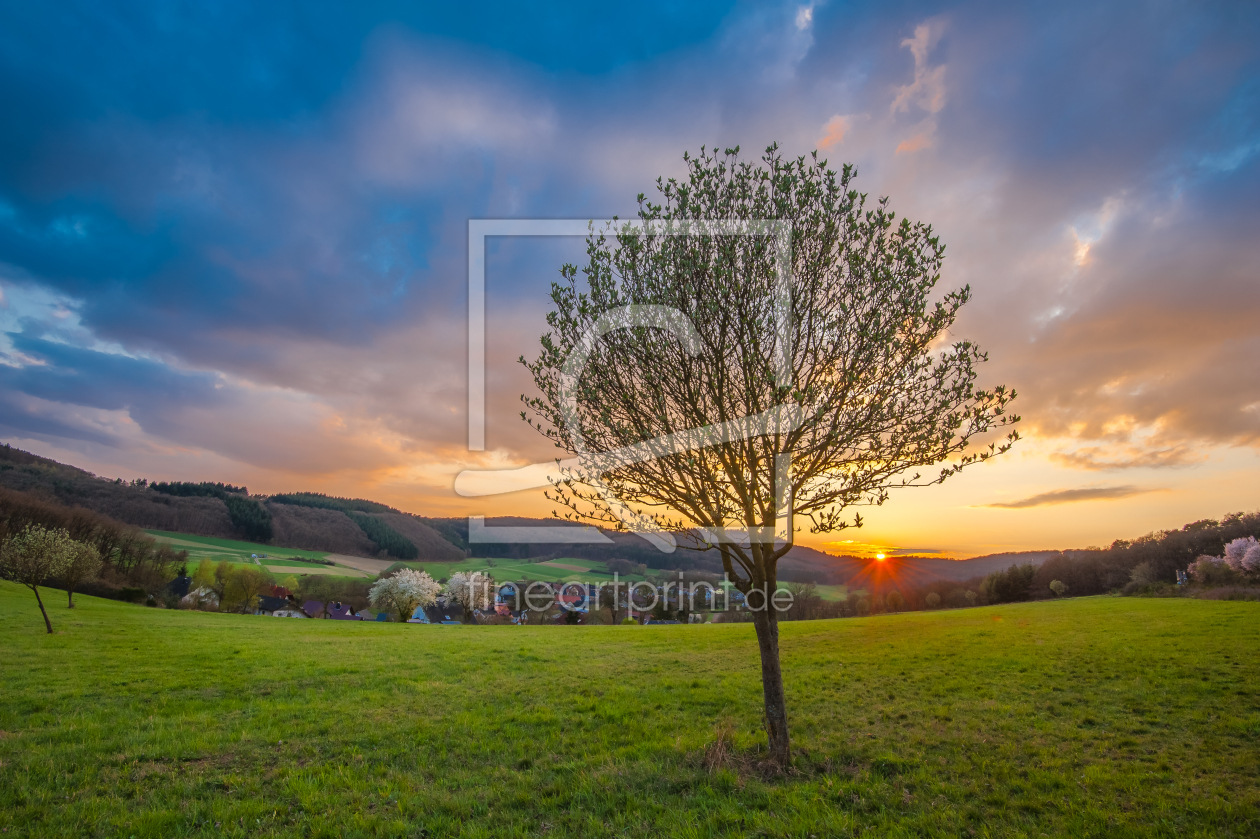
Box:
[1223,537,1260,574]
[443,571,495,621]
[369,568,441,622]
[0,524,75,633]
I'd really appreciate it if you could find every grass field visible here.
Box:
[143,531,370,577]
[395,555,652,583]
[146,531,331,565]
[1,582,1257,838]
[812,583,849,601]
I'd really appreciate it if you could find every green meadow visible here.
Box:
[1,582,1257,838]
[145,530,330,563]
[395,555,652,583]
[144,531,340,574]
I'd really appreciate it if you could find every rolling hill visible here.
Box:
[0,443,1056,586]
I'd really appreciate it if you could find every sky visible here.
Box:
[1,0,1258,558]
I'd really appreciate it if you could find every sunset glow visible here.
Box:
[0,3,1255,558]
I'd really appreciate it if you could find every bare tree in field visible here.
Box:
[522,145,1019,767]
[0,525,75,633]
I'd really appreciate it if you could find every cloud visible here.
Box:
[818,115,848,149]
[795,5,815,32]
[1050,445,1206,470]
[891,21,947,115]
[895,133,932,154]
[824,540,945,557]
[0,0,1258,539]
[985,486,1162,509]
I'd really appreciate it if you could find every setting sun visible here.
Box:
[876,553,886,561]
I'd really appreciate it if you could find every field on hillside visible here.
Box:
[145,531,369,577]
[2,584,1257,838]
[395,555,653,583]
[811,583,849,601]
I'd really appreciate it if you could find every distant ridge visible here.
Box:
[0,444,463,562]
[0,443,1057,585]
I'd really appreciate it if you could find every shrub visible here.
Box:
[1049,579,1068,597]
[1187,555,1239,587]
[924,592,940,609]
[1196,586,1260,601]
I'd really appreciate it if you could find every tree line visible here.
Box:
[0,487,190,629]
[771,510,1260,619]
[981,511,1260,603]
[151,481,273,542]
[269,492,396,515]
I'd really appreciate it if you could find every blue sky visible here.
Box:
[1,0,1258,555]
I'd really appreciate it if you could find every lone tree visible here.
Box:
[62,541,103,608]
[0,524,76,633]
[522,144,1018,767]
[521,145,1013,765]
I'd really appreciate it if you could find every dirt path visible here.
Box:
[324,554,397,575]
[538,561,591,572]
[265,564,367,577]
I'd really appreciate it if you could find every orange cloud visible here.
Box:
[891,21,947,115]
[818,115,848,149]
[896,134,931,154]
[1050,445,1205,470]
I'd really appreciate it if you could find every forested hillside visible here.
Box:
[0,446,464,561]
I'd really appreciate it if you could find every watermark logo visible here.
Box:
[455,219,795,552]
[460,571,794,618]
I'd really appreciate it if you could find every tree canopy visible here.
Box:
[522,144,1018,766]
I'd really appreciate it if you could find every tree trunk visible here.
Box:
[68,586,76,608]
[31,585,53,634]
[751,606,790,767]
